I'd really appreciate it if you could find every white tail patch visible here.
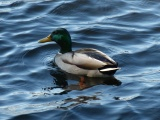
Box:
[100,67,121,72]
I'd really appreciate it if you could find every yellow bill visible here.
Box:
[38,34,52,43]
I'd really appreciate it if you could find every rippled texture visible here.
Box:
[0,0,160,120]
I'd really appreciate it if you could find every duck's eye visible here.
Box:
[52,31,57,34]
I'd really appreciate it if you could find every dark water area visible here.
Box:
[0,0,160,120]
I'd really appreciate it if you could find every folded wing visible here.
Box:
[61,48,118,71]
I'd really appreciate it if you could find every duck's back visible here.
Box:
[75,48,117,65]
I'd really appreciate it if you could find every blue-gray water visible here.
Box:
[0,0,160,120]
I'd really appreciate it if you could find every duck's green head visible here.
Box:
[39,28,72,54]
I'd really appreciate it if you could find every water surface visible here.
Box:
[0,0,160,120]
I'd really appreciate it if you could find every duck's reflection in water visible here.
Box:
[49,68,122,91]
[40,68,122,109]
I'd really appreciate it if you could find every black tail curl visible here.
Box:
[98,63,119,75]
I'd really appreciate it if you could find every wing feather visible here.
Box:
[61,52,107,70]
[61,48,117,70]
[75,48,116,64]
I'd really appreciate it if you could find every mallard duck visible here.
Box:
[38,28,120,77]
